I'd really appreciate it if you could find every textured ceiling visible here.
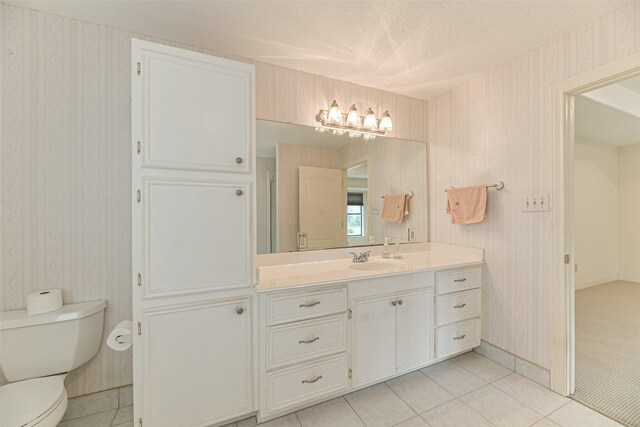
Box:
[10,0,626,100]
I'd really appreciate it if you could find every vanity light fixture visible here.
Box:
[326,100,343,124]
[314,100,393,140]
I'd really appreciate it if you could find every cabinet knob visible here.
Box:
[391,300,397,306]
[236,157,243,164]
[236,189,244,196]
[236,307,244,315]
[397,299,403,305]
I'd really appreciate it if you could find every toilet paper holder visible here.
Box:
[115,333,132,344]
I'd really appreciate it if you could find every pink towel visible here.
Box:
[446,186,487,224]
[381,195,409,223]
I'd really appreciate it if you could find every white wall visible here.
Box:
[257,157,276,254]
[619,143,640,282]
[574,139,619,289]
[0,3,428,397]
[429,1,639,369]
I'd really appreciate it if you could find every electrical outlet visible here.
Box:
[522,194,550,212]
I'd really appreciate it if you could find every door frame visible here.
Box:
[551,53,640,396]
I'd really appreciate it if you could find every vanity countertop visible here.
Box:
[255,242,484,292]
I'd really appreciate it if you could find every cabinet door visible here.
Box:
[141,44,253,173]
[143,179,251,297]
[396,289,434,373]
[142,298,252,427]
[351,294,397,387]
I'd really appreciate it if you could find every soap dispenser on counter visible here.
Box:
[381,237,391,258]
[393,239,402,259]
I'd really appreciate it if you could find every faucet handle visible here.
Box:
[361,251,371,261]
[349,252,359,262]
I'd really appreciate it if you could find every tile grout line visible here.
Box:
[342,395,371,427]
[379,381,419,424]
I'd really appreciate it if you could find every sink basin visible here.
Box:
[349,261,402,272]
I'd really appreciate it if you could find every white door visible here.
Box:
[299,166,346,250]
[132,39,255,427]
[142,298,251,427]
[351,294,397,387]
[396,289,434,372]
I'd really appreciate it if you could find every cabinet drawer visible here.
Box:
[436,289,481,326]
[266,354,349,414]
[266,287,347,325]
[436,318,481,359]
[266,314,347,370]
[436,267,482,295]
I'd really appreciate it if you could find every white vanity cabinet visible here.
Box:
[132,39,256,427]
[351,288,434,387]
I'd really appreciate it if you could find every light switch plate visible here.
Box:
[522,194,550,212]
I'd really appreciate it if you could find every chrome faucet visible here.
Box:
[350,251,371,263]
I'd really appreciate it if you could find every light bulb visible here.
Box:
[327,100,343,124]
[363,133,376,141]
[315,126,328,134]
[363,108,377,130]
[349,132,362,139]
[333,129,345,136]
[346,104,360,127]
[379,111,393,132]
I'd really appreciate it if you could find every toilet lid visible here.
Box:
[0,376,65,427]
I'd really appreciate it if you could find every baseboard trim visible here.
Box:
[575,276,618,290]
[474,340,550,388]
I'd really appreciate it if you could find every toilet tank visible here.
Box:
[0,300,107,382]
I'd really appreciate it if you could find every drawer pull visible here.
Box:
[453,303,467,309]
[454,278,467,283]
[397,299,403,305]
[236,157,244,164]
[302,375,323,384]
[391,300,397,306]
[298,337,320,344]
[299,300,320,308]
[453,334,466,340]
[236,189,244,196]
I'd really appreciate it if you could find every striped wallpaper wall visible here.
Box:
[428,1,639,369]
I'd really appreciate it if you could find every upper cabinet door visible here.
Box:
[139,44,253,173]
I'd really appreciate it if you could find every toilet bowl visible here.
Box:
[0,300,106,427]
[1,376,68,427]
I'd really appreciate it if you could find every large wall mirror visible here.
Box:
[257,120,428,254]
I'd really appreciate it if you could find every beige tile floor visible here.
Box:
[225,352,622,427]
[58,352,622,427]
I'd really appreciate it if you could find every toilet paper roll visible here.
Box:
[27,289,63,315]
[107,320,133,352]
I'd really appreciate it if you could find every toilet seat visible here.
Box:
[0,376,67,427]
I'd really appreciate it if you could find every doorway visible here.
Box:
[571,75,640,426]
[551,50,640,427]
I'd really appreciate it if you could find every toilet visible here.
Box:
[0,300,107,427]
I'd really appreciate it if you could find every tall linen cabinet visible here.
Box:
[131,40,256,427]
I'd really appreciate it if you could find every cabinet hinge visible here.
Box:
[136,62,141,76]
[347,309,352,319]
[137,273,142,287]
[564,254,570,264]
[136,140,141,154]
[137,322,142,335]
[138,417,143,427]
[348,368,352,379]
[136,190,141,203]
